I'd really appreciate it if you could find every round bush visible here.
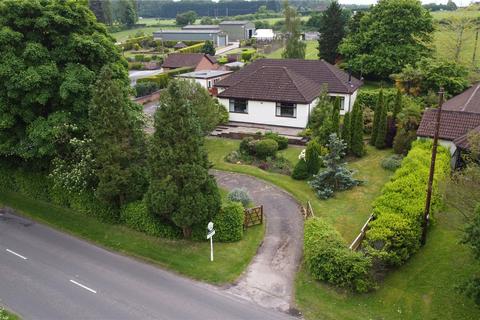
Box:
[227,188,251,208]
[264,132,289,150]
[381,154,404,171]
[213,201,245,242]
[239,137,256,155]
[254,139,278,159]
[292,159,309,180]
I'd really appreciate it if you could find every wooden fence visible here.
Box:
[301,201,315,219]
[244,205,263,229]
[349,214,374,251]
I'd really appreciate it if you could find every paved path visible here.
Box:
[213,171,304,314]
[215,42,240,55]
[0,209,294,320]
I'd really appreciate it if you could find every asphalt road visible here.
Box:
[0,211,294,320]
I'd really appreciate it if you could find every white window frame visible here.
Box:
[229,99,248,113]
[276,102,297,118]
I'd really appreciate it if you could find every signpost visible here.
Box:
[207,222,215,262]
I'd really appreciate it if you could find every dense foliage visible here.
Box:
[308,89,337,145]
[304,217,374,292]
[145,81,221,238]
[317,1,347,64]
[309,134,362,199]
[381,154,404,171]
[201,41,216,56]
[0,0,125,165]
[282,0,306,59]
[227,188,251,208]
[340,0,434,79]
[176,10,197,26]
[393,101,422,155]
[214,201,245,242]
[364,140,450,266]
[350,102,365,157]
[305,140,322,176]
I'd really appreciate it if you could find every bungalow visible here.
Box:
[215,59,362,128]
[417,83,480,167]
[162,53,218,71]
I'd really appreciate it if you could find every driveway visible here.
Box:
[215,42,240,55]
[213,171,304,314]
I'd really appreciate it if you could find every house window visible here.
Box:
[207,80,212,88]
[229,99,248,113]
[276,102,296,118]
[330,96,346,110]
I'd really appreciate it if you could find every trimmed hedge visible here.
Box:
[137,66,194,89]
[364,140,450,266]
[356,88,397,111]
[120,201,182,239]
[254,139,278,159]
[177,42,205,54]
[213,201,245,242]
[304,218,374,293]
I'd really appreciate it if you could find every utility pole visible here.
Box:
[421,87,444,246]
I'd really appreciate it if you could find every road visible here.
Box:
[0,210,294,320]
[129,69,163,86]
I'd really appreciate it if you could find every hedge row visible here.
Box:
[177,42,205,54]
[356,88,397,111]
[137,66,194,88]
[364,140,451,266]
[304,218,375,293]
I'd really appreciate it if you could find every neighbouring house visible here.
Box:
[153,30,228,46]
[218,21,255,41]
[176,70,233,93]
[253,29,275,41]
[417,82,480,168]
[215,59,362,128]
[173,41,187,49]
[302,31,320,41]
[162,53,218,71]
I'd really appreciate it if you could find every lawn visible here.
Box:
[0,190,264,285]
[205,137,392,241]
[0,308,20,320]
[264,40,318,60]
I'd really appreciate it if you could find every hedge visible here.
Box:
[364,140,451,266]
[137,66,194,89]
[213,201,245,242]
[356,88,397,111]
[177,42,205,54]
[304,218,375,293]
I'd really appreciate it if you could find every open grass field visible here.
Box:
[205,137,480,319]
[264,40,318,60]
[0,189,264,285]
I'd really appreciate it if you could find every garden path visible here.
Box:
[213,170,303,315]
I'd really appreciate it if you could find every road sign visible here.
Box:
[207,222,215,262]
[207,230,215,239]
[207,221,214,231]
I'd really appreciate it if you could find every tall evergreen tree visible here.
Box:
[350,102,365,157]
[305,140,322,176]
[88,0,112,25]
[89,65,147,210]
[331,97,341,135]
[341,112,352,153]
[318,1,347,64]
[282,0,306,59]
[375,100,388,149]
[201,41,216,56]
[393,88,403,120]
[370,89,384,145]
[146,81,221,238]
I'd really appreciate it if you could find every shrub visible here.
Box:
[356,88,397,111]
[178,42,205,53]
[227,188,251,208]
[121,201,181,239]
[128,62,143,70]
[393,129,417,155]
[13,169,51,202]
[381,154,403,171]
[69,191,119,223]
[239,137,256,155]
[134,82,160,97]
[304,218,375,292]
[225,150,242,163]
[292,159,309,180]
[364,140,450,266]
[264,132,288,150]
[363,107,374,134]
[241,49,256,62]
[254,139,278,159]
[134,54,145,62]
[213,201,245,242]
[305,140,322,175]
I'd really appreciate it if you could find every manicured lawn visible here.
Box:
[205,137,392,241]
[264,40,318,60]
[0,190,264,285]
[206,137,480,319]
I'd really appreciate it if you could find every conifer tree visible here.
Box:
[306,140,322,175]
[350,102,365,157]
[145,80,221,238]
[341,112,351,152]
[282,0,306,59]
[318,0,347,64]
[375,99,388,149]
[393,88,403,120]
[89,65,147,210]
[331,97,341,135]
[370,89,384,145]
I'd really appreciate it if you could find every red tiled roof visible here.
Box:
[453,126,480,149]
[443,83,480,114]
[417,109,480,145]
[218,66,322,104]
[162,53,216,69]
[216,59,362,96]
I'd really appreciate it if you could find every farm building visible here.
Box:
[218,21,255,41]
[153,30,228,46]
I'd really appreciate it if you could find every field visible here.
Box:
[204,137,480,319]
[265,40,318,60]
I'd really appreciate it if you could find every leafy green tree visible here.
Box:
[0,0,124,165]
[340,0,434,79]
[88,0,112,25]
[341,112,352,153]
[370,89,384,145]
[351,102,365,157]
[282,0,306,59]
[331,97,341,135]
[393,101,422,154]
[318,1,347,64]
[145,80,221,238]
[375,100,388,149]
[201,40,216,56]
[88,65,147,209]
[113,0,137,26]
[176,10,197,26]
[306,140,322,176]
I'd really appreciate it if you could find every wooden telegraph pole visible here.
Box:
[421,87,445,246]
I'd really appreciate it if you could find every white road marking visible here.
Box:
[69,279,97,294]
[6,248,27,260]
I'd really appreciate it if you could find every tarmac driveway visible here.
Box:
[213,170,304,314]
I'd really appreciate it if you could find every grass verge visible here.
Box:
[0,190,264,285]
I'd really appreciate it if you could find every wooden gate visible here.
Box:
[244,205,263,229]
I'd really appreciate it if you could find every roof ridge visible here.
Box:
[428,108,480,117]
[283,67,319,102]
[322,60,351,93]
[461,82,480,112]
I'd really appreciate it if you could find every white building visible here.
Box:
[215,59,362,128]
[176,70,233,90]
